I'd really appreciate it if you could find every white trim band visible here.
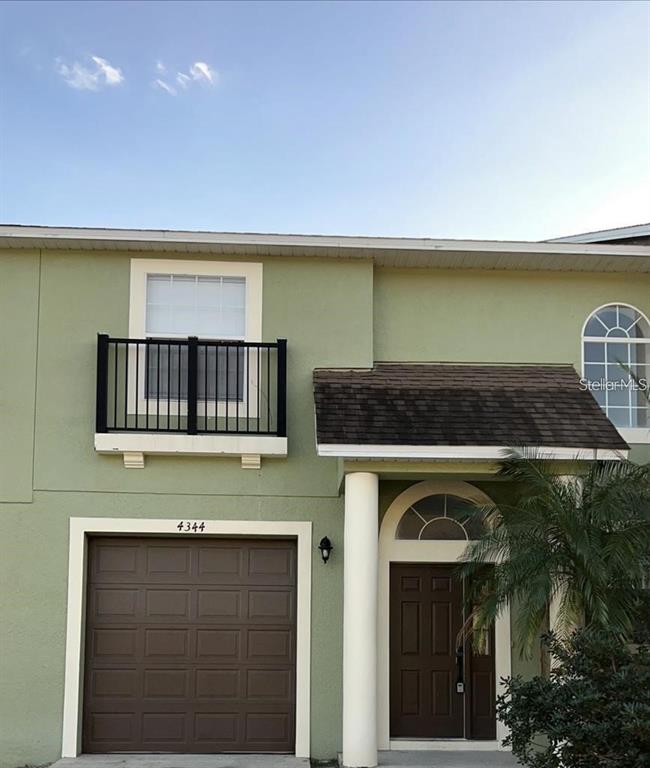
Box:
[318,443,627,460]
[95,432,288,458]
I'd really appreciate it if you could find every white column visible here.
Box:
[342,471,379,768]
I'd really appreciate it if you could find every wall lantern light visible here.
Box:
[318,536,333,564]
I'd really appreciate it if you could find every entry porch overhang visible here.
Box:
[313,362,629,463]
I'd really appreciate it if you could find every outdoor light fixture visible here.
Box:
[318,536,333,564]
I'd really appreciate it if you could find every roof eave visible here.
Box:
[0,223,648,256]
[548,223,650,243]
[2,225,648,272]
[316,443,628,461]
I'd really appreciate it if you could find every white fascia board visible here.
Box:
[95,432,287,457]
[1,224,649,257]
[317,443,627,461]
[549,223,650,243]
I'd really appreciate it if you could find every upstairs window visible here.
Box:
[582,304,650,428]
[129,259,263,403]
[145,274,246,339]
[145,275,246,400]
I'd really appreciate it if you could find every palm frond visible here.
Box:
[462,451,650,655]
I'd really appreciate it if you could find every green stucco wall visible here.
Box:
[1,492,344,767]
[0,250,39,503]
[373,267,650,367]
[1,249,373,768]
[33,251,373,496]
[1,247,648,767]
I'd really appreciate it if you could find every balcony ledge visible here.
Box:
[94,432,288,469]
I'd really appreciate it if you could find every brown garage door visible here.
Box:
[83,537,296,753]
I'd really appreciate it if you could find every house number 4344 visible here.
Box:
[177,521,206,533]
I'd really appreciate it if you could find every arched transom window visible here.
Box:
[395,494,484,541]
[582,304,650,429]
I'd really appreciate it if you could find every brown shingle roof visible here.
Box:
[313,363,628,450]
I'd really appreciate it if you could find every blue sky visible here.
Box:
[0,0,648,240]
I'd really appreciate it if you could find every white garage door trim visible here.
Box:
[61,517,312,758]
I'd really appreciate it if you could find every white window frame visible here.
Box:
[128,259,263,421]
[581,301,650,444]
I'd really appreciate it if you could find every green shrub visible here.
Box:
[498,630,650,768]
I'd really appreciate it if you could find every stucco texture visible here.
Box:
[1,250,374,767]
[0,493,344,767]
[2,248,649,767]
[373,267,650,367]
[0,249,39,502]
[373,265,650,456]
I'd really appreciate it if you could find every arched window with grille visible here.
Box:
[582,303,650,429]
[395,493,484,541]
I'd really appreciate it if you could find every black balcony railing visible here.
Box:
[96,334,287,436]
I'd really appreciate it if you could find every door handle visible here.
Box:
[456,645,465,694]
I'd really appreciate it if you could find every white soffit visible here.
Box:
[0,225,649,272]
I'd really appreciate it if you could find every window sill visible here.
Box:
[617,427,650,445]
[94,432,288,469]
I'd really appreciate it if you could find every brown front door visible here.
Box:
[390,563,496,740]
[83,537,296,753]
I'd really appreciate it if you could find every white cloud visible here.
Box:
[55,55,124,90]
[176,72,191,89]
[172,61,217,92]
[155,60,166,74]
[55,59,97,90]
[189,61,216,85]
[153,78,176,96]
[91,56,123,86]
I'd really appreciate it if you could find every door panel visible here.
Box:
[390,564,464,738]
[390,563,496,740]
